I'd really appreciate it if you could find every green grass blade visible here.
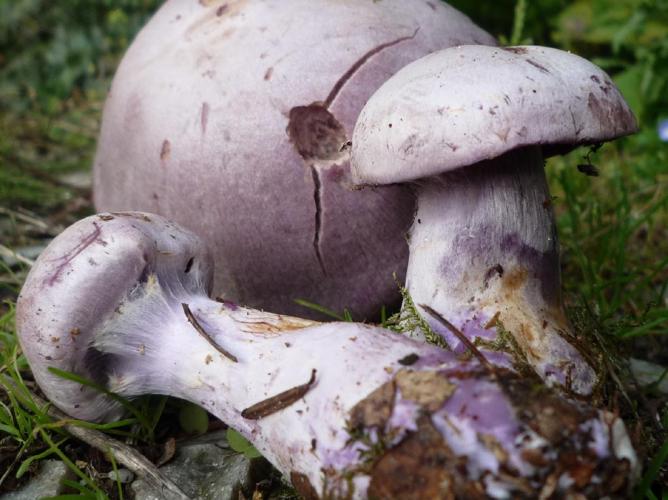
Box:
[635,438,668,499]
[47,366,153,434]
[293,298,347,321]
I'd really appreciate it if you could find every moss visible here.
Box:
[384,279,449,350]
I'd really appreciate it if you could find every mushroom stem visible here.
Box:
[81,277,634,498]
[17,213,636,498]
[406,147,595,393]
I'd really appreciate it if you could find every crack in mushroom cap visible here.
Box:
[351,45,638,186]
[93,0,497,319]
[16,212,213,421]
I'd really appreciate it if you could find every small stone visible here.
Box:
[131,431,268,500]
[1,460,70,500]
[103,468,134,483]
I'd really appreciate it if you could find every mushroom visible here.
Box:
[93,0,497,319]
[17,212,637,498]
[351,45,638,394]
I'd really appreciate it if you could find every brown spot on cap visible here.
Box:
[160,140,171,161]
[286,104,349,167]
[587,92,637,134]
[200,102,210,134]
[264,67,273,81]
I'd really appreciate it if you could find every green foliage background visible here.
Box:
[0,0,159,112]
[1,0,667,121]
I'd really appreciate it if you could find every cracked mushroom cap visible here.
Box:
[351,45,638,185]
[16,213,213,421]
[93,0,496,319]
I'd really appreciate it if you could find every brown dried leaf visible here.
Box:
[156,437,176,467]
[349,381,395,429]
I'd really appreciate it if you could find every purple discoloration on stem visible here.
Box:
[433,313,496,350]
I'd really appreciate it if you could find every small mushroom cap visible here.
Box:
[352,45,638,185]
[16,212,213,421]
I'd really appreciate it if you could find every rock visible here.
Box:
[132,431,268,500]
[630,358,668,394]
[0,460,69,500]
[99,468,135,483]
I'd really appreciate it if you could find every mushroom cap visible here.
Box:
[351,45,638,185]
[93,0,496,319]
[16,212,213,421]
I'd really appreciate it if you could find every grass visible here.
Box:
[549,135,668,496]
[1,0,667,497]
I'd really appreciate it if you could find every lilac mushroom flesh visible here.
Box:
[92,0,497,320]
[351,45,638,395]
[17,213,637,498]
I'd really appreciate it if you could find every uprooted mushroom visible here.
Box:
[351,45,638,395]
[17,213,637,498]
[92,0,497,320]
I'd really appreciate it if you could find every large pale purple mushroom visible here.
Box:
[351,45,638,395]
[17,213,636,498]
[92,0,497,320]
